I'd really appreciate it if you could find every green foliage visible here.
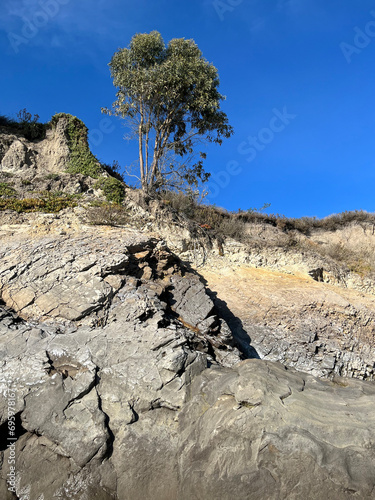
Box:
[0,182,17,198]
[0,115,18,127]
[0,109,46,140]
[51,113,102,178]
[45,173,60,181]
[17,108,46,140]
[94,177,125,204]
[103,31,233,192]
[102,160,124,182]
[0,192,77,213]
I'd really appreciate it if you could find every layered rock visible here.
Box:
[0,227,374,499]
[1,119,375,499]
[0,229,242,499]
[201,265,375,379]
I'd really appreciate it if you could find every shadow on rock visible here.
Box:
[183,264,260,360]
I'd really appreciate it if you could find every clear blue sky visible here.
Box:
[1,0,375,217]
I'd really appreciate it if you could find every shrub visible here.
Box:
[86,202,129,226]
[0,110,46,140]
[159,190,247,241]
[0,115,18,128]
[278,210,375,234]
[45,173,60,181]
[0,182,17,198]
[102,160,124,182]
[94,177,125,204]
[16,108,47,141]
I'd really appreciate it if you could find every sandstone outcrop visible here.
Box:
[201,264,375,380]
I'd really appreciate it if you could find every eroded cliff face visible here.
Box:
[1,121,375,499]
[201,265,375,379]
[0,117,100,201]
[0,117,69,175]
[1,226,375,500]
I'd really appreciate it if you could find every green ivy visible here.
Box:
[50,113,102,178]
[94,177,125,204]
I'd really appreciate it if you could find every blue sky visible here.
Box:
[1,0,374,217]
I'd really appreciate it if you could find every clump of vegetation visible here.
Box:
[102,160,124,182]
[0,115,17,128]
[0,109,47,141]
[161,190,251,241]
[158,190,375,278]
[51,113,102,178]
[276,210,375,234]
[0,182,17,198]
[0,191,77,213]
[0,172,14,178]
[16,108,47,141]
[86,202,129,226]
[94,177,125,204]
[45,173,60,181]
[317,243,374,278]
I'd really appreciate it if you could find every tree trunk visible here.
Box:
[139,103,146,191]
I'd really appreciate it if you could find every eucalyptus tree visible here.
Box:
[102,30,233,193]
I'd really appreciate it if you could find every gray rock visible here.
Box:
[1,223,375,499]
[170,275,214,327]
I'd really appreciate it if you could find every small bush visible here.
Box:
[86,202,129,226]
[102,160,124,182]
[0,182,17,198]
[21,179,32,186]
[45,173,60,181]
[16,108,47,141]
[94,177,125,204]
[160,190,247,241]
[0,110,47,140]
[316,242,375,278]
[0,115,18,128]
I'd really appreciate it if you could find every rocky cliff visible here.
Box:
[0,116,375,499]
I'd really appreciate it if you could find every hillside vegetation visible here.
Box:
[1,111,374,281]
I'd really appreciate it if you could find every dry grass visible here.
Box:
[158,191,375,278]
[85,202,130,226]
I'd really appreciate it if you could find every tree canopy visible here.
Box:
[102,30,233,193]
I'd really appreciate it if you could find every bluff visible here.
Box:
[0,115,375,499]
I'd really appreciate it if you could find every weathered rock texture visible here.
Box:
[201,265,375,379]
[0,227,374,499]
[1,120,375,499]
[0,118,99,199]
